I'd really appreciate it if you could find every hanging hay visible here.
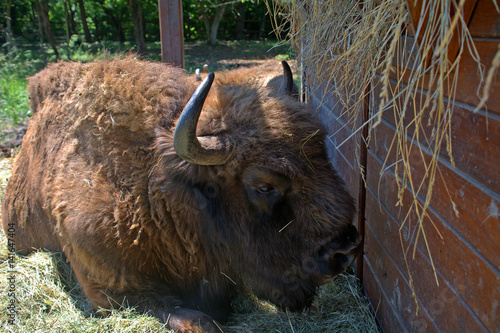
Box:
[266,0,499,312]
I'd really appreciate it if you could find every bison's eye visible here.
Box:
[256,183,276,195]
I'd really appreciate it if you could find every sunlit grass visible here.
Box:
[0,51,41,131]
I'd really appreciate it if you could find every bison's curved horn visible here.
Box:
[174,73,234,165]
[279,60,295,95]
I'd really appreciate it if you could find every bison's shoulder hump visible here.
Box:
[30,57,191,136]
[28,61,87,114]
[78,57,190,134]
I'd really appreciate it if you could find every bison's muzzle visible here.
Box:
[316,225,362,278]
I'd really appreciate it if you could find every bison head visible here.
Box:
[155,62,362,312]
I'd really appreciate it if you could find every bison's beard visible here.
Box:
[242,264,325,312]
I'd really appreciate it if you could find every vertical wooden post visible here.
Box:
[158,0,184,68]
[355,83,370,281]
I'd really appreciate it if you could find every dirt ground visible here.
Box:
[183,40,293,70]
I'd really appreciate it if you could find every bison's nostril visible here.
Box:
[315,233,362,277]
[323,250,358,276]
[333,252,349,267]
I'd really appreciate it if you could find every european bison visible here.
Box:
[2,56,361,332]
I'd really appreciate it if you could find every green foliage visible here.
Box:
[0,50,44,129]
[182,0,206,41]
[183,0,273,43]
[2,0,275,50]
[2,0,157,47]
[275,53,290,60]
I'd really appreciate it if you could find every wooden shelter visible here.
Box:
[292,0,500,332]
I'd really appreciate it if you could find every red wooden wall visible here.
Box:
[306,1,499,332]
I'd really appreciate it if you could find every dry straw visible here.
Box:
[267,0,498,312]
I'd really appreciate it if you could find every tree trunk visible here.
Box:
[200,3,211,39]
[259,12,266,39]
[117,19,125,44]
[64,0,72,59]
[77,0,92,43]
[198,2,229,46]
[235,4,245,39]
[35,0,59,59]
[128,0,145,54]
[69,2,78,35]
[113,15,126,44]
[90,16,101,42]
[208,4,227,46]
[102,3,126,44]
[5,0,13,52]
[138,0,145,50]
[35,3,47,64]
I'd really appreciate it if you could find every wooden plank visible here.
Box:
[309,73,366,130]
[356,84,370,278]
[363,223,441,332]
[365,177,499,331]
[322,126,362,276]
[323,136,359,203]
[455,40,500,114]
[389,38,500,114]
[313,94,361,200]
[468,0,500,38]
[406,0,478,67]
[368,120,500,269]
[312,89,366,276]
[371,79,500,194]
[363,256,411,333]
[364,192,491,332]
[158,0,184,68]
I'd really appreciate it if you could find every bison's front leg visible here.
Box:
[117,291,224,333]
[66,254,223,332]
[156,308,223,333]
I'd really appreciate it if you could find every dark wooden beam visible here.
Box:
[158,0,184,68]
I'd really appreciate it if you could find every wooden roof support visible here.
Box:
[159,0,184,68]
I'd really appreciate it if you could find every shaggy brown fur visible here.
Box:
[2,56,361,332]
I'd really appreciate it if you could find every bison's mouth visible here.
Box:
[315,225,362,278]
[245,225,362,312]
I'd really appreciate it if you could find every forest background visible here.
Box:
[1,0,278,55]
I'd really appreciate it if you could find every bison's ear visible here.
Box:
[174,73,234,166]
[278,61,299,98]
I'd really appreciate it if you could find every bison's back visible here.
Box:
[2,56,190,255]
